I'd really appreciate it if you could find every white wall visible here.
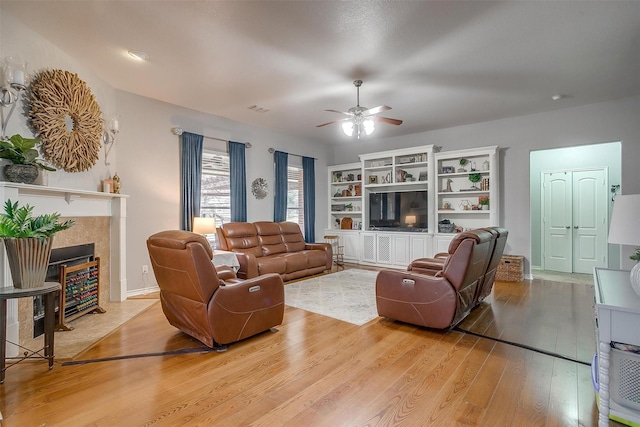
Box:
[1,8,331,295]
[1,9,117,189]
[115,90,330,293]
[330,96,640,274]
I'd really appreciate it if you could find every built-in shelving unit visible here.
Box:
[328,162,363,231]
[325,145,500,268]
[434,146,499,235]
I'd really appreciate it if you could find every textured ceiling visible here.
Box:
[4,1,639,145]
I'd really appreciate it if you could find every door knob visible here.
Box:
[566,226,570,229]
[574,226,579,229]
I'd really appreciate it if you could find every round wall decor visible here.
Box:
[251,178,269,199]
[29,69,103,172]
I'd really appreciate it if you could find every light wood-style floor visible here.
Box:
[0,265,615,426]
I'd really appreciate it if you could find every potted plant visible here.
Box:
[458,158,468,172]
[0,134,55,184]
[479,195,490,210]
[469,172,482,189]
[0,200,74,288]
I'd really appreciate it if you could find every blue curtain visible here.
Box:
[180,132,203,231]
[273,150,288,222]
[302,156,315,243]
[229,141,247,222]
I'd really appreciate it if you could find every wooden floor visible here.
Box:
[0,266,612,426]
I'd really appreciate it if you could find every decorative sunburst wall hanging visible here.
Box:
[29,69,103,172]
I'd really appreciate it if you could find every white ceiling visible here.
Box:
[4,1,640,145]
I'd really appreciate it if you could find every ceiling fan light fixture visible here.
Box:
[363,119,375,135]
[342,121,354,136]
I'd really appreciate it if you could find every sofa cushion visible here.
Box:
[257,255,287,275]
[304,249,328,268]
[279,222,306,252]
[281,252,308,273]
[255,221,287,256]
[220,222,263,258]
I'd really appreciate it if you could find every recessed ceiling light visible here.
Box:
[128,50,148,61]
[551,94,564,101]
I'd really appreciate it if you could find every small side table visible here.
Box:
[1,282,61,384]
[212,250,240,272]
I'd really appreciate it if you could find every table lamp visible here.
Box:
[405,215,417,228]
[192,217,217,236]
[608,194,640,296]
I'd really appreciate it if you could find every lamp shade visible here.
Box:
[608,194,640,246]
[192,217,217,235]
[405,215,417,226]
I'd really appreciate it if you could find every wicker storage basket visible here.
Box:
[496,255,524,282]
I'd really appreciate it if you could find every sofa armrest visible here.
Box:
[305,242,333,270]
[210,273,285,343]
[375,269,457,329]
[408,257,446,275]
[215,265,237,281]
[233,252,259,279]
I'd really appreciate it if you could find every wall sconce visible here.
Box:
[0,57,28,139]
[103,115,119,166]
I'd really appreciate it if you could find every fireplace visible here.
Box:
[33,243,95,337]
[0,182,127,357]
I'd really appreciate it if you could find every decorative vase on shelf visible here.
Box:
[631,263,640,298]
[4,164,39,184]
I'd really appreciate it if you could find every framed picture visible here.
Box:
[442,166,454,174]
[369,175,378,184]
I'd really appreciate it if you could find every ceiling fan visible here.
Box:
[316,80,403,138]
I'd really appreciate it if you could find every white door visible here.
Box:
[543,172,573,272]
[543,169,607,273]
[572,170,607,274]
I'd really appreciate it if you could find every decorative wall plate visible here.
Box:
[29,69,103,172]
[251,178,268,199]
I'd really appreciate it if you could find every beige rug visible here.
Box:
[21,298,159,360]
[285,269,380,326]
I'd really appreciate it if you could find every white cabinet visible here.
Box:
[392,234,411,266]
[410,234,431,260]
[323,229,361,262]
[594,268,640,426]
[434,146,499,234]
[328,162,363,231]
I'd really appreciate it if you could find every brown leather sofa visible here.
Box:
[217,221,332,281]
[376,229,497,329]
[147,230,285,349]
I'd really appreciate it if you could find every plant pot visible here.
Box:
[482,205,489,210]
[4,164,39,184]
[3,237,53,288]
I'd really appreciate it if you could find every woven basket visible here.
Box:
[496,255,524,282]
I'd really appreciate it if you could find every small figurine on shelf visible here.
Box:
[112,173,121,194]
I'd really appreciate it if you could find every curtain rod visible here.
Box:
[171,127,252,148]
[267,147,317,160]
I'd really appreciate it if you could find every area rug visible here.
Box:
[285,269,380,326]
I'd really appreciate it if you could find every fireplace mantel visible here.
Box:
[0,182,128,357]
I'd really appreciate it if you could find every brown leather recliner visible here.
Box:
[475,227,508,302]
[376,229,494,329]
[147,230,285,349]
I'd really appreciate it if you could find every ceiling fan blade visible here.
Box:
[316,117,349,128]
[324,109,352,116]
[373,116,403,126]
[362,105,391,116]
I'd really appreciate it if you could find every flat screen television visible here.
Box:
[368,190,428,230]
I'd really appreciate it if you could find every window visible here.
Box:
[287,165,304,232]
[200,150,231,225]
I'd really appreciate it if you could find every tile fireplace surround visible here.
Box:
[0,182,127,357]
